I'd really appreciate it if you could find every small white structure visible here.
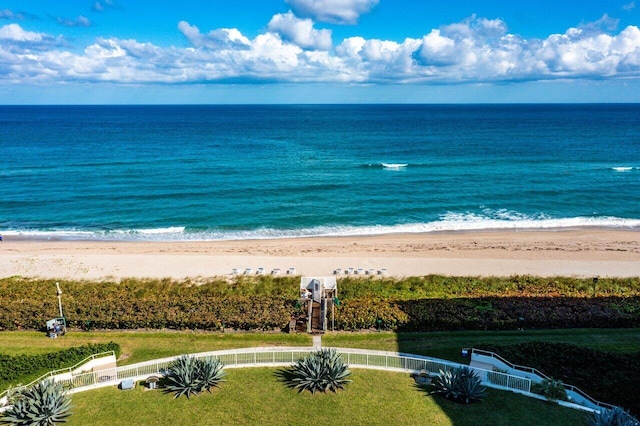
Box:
[299,277,338,333]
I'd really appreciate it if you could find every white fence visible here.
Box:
[471,348,614,412]
[0,351,115,404]
[41,346,531,396]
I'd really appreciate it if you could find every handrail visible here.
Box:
[471,348,615,410]
[4,346,613,416]
[54,346,531,398]
[0,351,115,400]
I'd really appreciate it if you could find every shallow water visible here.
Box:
[1,104,639,240]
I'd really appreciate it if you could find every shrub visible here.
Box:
[531,378,568,401]
[477,342,640,415]
[431,367,486,404]
[590,406,640,426]
[286,349,351,394]
[162,355,225,399]
[0,378,72,425]
[0,343,120,391]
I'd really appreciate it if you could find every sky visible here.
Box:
[1,0,640,104]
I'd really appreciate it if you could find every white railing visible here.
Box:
[0,351,115,402]
[471,348,615,411]
[43,347,530,396]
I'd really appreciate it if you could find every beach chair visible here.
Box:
[271,268,281,275]
[287,267,296,275]
[334,268,342,275]
[357,268,364,275]
[256,267,264,275]
[244,268,253,275]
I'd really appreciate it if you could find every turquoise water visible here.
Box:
[1,104,639,240]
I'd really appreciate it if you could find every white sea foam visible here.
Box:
[3,214,639,242]
[612,167,634,172]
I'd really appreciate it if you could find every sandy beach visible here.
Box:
[1,229,639,279]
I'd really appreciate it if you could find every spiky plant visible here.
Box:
[431,367,486,404]
[590,406,640,426]
[288,349,351,394]
[197,357,226,393]
[162,355,225,399]
[531,378,568,401]
[0,379,72,425]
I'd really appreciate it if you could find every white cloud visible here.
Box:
[579,14,619,34]
[56,16,91,28]
[2,15,640,87]
[178,21,251,50]
[0,23,44,42]
[287,0,378,24]
[536,24,640,76]
[418,29,457,65]
[623,2,635,11]
[93,1,117,12]
[267,11,332,50]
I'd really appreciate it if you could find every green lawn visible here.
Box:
[0,331,312,365]
[66,368,588,426]
[4,328,638,367]
[323,328,640,362]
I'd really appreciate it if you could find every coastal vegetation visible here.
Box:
[1,275,639,332]
[2,275,639,419]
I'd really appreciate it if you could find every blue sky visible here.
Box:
[1,0,640,103]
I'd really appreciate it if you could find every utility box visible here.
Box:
[120,379,135,390]
[46,318,66,338]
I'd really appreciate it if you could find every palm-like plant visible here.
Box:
[0,379,72,425]
[288,349,351,394]
[590,406,640,426]
[431,367,486,404]
[162,355,226,399]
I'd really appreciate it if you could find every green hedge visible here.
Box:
[477,342,640,416]
[1,277,639,332]
[0,342,120,390]
[334,296,640,331]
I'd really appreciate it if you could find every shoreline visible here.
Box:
[1,229,639,279]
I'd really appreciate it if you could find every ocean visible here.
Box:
[1,104,639,241]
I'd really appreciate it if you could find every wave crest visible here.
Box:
[2,213,639,241]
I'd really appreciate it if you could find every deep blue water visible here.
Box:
[1,104,639,240]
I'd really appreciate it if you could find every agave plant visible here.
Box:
[531,378,568,401]
[431,367,486,404]
[0,379,72,425]
[590,406,640,426]
[162,355,226,399]
[288,349,351,394]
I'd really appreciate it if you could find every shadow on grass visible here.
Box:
[273,368,297,391]
[395,334,590,426]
